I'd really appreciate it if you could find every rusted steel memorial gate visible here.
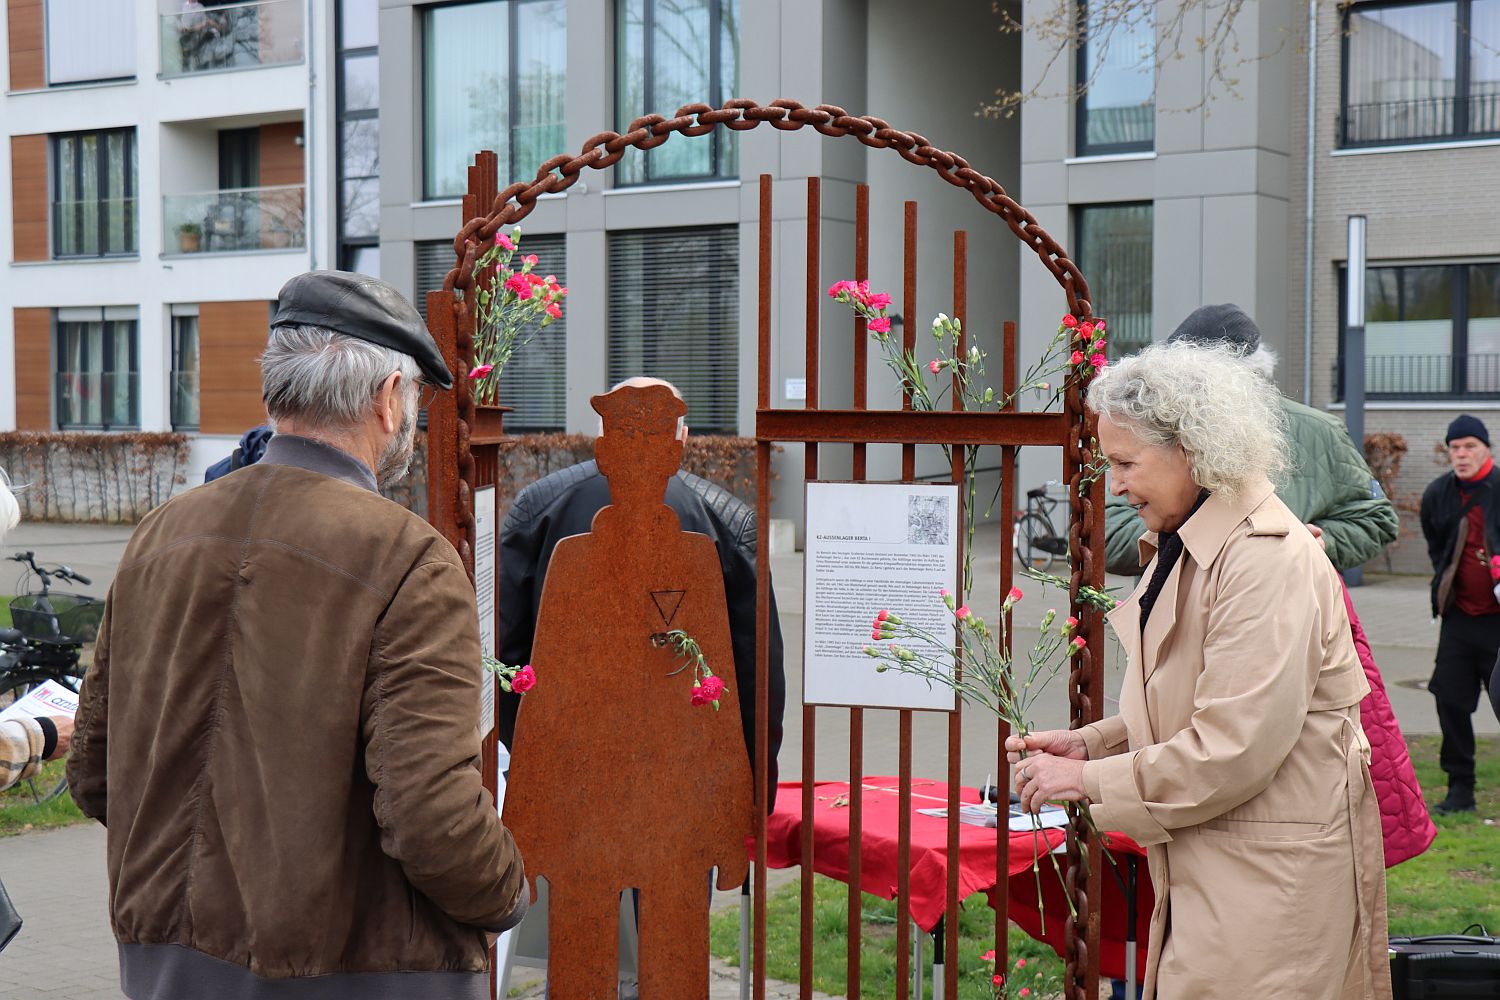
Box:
[423,99,1108,999]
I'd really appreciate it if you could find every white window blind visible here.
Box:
[47,0,136,84]
[416,234,567,432]
[608,225,739,434]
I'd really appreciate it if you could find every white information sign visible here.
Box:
[803,481,960,710]
[0,680,79,723]
[475,485,497,739]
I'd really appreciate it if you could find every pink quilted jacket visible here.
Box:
[1343,585,1437,867]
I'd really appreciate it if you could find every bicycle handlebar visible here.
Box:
[8,551,92,588]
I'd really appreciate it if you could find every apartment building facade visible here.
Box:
[0,0,369,482]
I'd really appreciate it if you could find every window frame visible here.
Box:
[54,314,140,431]
[336,0,380,266]
[1336,260,1500,400]
[170,312,201,432]
[420,0,566,201]
[1339,0,1500,148]
[1072,201,1154,359]
[1074,0,1155,157]
[613,0,737,187]
[50,127,138,260]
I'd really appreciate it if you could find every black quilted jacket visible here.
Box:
[498,460,786,808]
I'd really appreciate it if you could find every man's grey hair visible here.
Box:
[1087,340,1289,499]
[1242,344,1278,382]
[262,324,420,429]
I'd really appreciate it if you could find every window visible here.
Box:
[422,0,566,200]
[47,0,136,84]
[1073,204,1153,358]
[1076,0,1155,155]
[615,0,739,185]
[55,308,138,430]
[1338,262,1500,398]
[608,226,738,432]
[52,129,137,258]
[338,0,380,268]
[416,235,567,430]
[171,309,201,431]
[1342,0,1500,146]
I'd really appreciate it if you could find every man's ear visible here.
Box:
[677,422,689,445]
[375,371,402,434]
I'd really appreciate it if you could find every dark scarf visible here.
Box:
[1139,491,1211,634]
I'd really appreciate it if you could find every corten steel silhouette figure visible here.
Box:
[504,383,754,999]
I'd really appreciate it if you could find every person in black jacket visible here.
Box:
[1419,414,1500,814]
[498,378,786,811]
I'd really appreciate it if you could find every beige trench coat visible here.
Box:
[1080,482,1391,1000]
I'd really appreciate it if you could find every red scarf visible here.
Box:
[1463,457,1496,483]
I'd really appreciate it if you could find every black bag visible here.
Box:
[0,876,21,953]
[1389,926,1500,999]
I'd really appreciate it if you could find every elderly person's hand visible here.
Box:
[1005,728,1087,763]
[47,716,73,760]
[1012,753,1087,812]
[1306,523,1326,549]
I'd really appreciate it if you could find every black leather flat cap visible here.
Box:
[271,271,453,390]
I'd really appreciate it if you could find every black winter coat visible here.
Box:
[498,460,786,807]
[1419,465,1500,617]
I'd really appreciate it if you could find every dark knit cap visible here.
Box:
[1446,414,1490,446]
[1165,303,1261,355]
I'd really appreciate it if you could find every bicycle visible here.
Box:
[0,551,102,805]
[1013,481,1071,573]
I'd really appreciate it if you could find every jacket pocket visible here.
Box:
[1199,817,1330,842]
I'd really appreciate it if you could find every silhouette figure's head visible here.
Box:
[592,379,688,508]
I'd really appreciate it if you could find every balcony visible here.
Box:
[159,0,304,77]
[1340,93,1500,147]
[1335,353,1500,400]
[56,372,139,430]
[164,185,305,254]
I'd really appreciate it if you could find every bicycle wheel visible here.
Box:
[1015,512,1059,573]
[0,675,70,805]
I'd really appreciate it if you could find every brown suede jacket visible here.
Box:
[67,439,526,995]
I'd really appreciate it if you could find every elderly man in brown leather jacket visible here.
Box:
[67,272,527,1000]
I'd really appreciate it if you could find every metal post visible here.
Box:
[739,879,751,1000]
[1344,215,1368,588]
[1125,855,1139,1000]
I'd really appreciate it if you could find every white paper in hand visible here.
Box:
[0,680,79,723]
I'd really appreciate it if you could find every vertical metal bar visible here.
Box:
[754,173,773,1000]
[945,227,964,1000]
[801,176,821,1000]
[894,199,919,1000]
[847,182,870,1000]
[996,319,1018,973]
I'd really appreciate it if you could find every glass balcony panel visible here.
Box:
[160,0,304,77]
[164,185,306,254]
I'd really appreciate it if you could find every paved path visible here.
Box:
[0,522,1490,998]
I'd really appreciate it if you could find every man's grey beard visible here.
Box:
[375,402,417,487]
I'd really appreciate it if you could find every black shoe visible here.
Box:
[1435,787,1477,814]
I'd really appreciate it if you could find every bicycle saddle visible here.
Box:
[0,627,22,644]
[1026,486,1048,499]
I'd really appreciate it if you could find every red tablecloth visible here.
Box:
[758,778,1152,982]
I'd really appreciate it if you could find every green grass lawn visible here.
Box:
[0,759,84,836]
[710,735,1500,998]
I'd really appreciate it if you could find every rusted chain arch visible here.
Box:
[434,98,1107,1000]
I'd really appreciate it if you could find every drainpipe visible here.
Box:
[306,0,318,270]
[1301,0,1317,404]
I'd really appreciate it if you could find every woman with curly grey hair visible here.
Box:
[1009,341,1391,999]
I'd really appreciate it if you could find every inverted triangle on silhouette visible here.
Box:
[651,589,687,626]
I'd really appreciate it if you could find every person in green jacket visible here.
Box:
[1103,304,1399,577]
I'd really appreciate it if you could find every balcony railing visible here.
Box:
[1340,93,1500,147]
[171,371,200,431]
[1335,352,1500,399]
[164,185,305,254]
[56,372,139,430]
[159,0,304,77]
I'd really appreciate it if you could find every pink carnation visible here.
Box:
[511,664,536,693]
[468,364,494,380]
[1080,321,1095,339]
[1090,353,1107,369]
[867,292,893,310]
[546,302,562,319]
[955,605,971,620]
[828,280,855,298]
[495,232,515,250]
[1070,350,1085,365]
[1062,314,1078,328]
[1095,318,1107,332]
[1007,586,1023,602]
[701,674,725,700]
[869,316,891,334]
[929,359,942,374]
[1071,636,1087,650]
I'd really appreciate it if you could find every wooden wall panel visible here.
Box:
[199,300,271,435]
[13,308,52,430]
[259,123,304,187]
[11,135,49,262]
[8,0,44,91]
